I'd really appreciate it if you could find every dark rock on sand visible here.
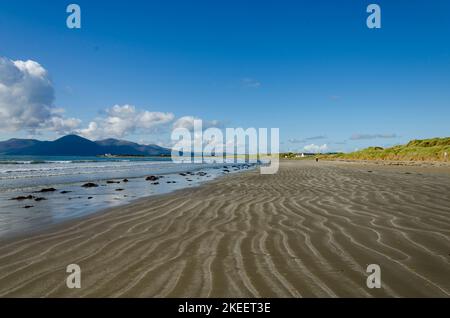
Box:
[151,182,159,185]
[146,175,160,181]
[88,197,93,199]
[107,180,120,184]
[34,197,47,202]
[82,183,99,188]
[23,205,34,209]
[223,169,230,173]
[35,188,57,193]
[115,188,124,191]
[123,179,129,182]
[60,191,72,194]
[179,173,187,176]
[10,195,34,201]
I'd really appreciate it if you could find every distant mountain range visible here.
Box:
[0,135,171,156]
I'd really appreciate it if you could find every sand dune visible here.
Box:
[0,160,449,297]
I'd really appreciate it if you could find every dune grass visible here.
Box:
[323,137,450,162]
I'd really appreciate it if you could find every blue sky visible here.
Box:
[0,0,449,152]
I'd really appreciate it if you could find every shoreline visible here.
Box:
[0,170,247,242]
[0,162,257,239]
[0,160,449,297]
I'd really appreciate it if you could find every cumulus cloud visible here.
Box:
[0,56,223,142]
[77,104,175,140]
[303,143,328,153]
[350,133,397,140]
[173,116,221,131]
[0,57,80,134]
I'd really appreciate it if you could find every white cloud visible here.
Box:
[241,78,261,88]
[303,143,328,153]
[77,104,174,140]
[288,135,327,144]
[0,57,80,134]
[350,133,397,140]
[0,56,222,142]
[173,116,221,131]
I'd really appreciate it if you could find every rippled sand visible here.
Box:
[0,160,449,297]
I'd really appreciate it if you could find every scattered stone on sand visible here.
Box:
[196,172,207,176]
[34,197,47,202]
[23,205,34,209]
[88,197,93,199]
[187,179,193,182]
[10,195,34,201]
[107,180,121,184]
[123,179,129,182]
[151,182,159,185]
[115,188,124,191]
[60,191,72,194]
[223,169,230,173]
[146,175,160,181]
[82,183,99,188]
[35,188,57,193]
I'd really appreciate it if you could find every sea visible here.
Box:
[0,155,256,238]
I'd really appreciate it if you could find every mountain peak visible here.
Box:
[55,134,91,142]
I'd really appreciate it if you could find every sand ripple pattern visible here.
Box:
[0,161,449,297]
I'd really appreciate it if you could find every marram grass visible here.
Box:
[323,137,450,162]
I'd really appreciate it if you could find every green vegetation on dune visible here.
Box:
[323,137,450,162]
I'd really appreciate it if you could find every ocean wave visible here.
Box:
[0,161,174,176]
[0,159,133,165]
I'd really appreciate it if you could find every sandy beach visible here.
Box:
[0,160,449,297]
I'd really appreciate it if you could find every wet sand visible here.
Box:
[0,160,449,297]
